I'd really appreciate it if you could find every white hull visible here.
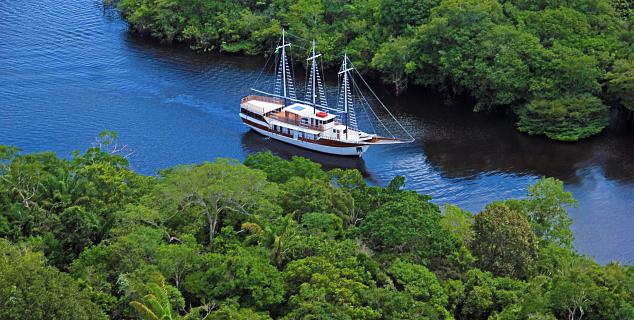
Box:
[242,116,369,156]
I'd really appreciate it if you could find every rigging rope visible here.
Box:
[250,39,276,95]
[350,61,415,142]
[350,75,394,138]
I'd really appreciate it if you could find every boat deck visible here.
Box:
[240,95,284,114]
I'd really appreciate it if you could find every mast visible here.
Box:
[311,41,316,111]
[338,53,354,140]
[344,56,348,139]
[281,30,287,97]
[306,40,322,113]
[275,29,294,100]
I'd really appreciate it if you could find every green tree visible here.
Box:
[378,0,439,34]
[517,94,609,141]
[130,273,203,320]
[244,151,326,183]
[505,178,577,248]
[280,176,345,217]
[155,159,278,245]
[472,203,539,278]
[155,235,201,288]
[449,268,525,320]
[0,239,108,320]
[440,204,475,245]
[386,260,447,306]
[130,274,179,320]
[364,287,449,319]
[70,226,166,294]
[205,299,272,319]
[606,59,634,112]
[358,191,459,266]
[183,248,284,310]
[371,36,416,95]
[282,256,379,319]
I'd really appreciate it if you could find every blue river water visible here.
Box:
[1,0,633,263]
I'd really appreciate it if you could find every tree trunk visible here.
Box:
[206,211,214,244]
[207,210,220,245]
[393,75,406,96]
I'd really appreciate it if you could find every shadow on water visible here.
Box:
[124,32,269,76]
[378,87,634,185]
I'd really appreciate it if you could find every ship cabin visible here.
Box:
[280,103,337,131]
[241,95,361,142]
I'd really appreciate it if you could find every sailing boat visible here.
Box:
[239,30,413,157]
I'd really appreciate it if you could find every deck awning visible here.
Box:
[242,99,284,115]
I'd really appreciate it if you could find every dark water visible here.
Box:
[1,0,633,263]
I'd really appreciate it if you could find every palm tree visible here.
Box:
[240,215,298,268]
[130,274,207,320]
[129,274,175,320]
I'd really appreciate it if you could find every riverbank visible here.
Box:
[110,0,634,141]
[1,141,633,319]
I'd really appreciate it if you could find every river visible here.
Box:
[1,0,633,264]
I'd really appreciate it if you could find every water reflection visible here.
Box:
[380,88,634,185]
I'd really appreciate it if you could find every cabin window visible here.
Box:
[300,118,308,125]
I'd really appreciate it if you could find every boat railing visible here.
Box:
[316,135,361,143]
[241,95,285,105]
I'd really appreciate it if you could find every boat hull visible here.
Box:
[240,115,369,156]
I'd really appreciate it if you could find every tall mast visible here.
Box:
[338,53,354,140]
[344,55,348,139]
[306,40,322,113]
[274,29,294,100]
[311,40,316,110]
[281,30,287,97]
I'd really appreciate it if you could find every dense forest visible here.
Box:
[109,0,634,141]
[1,132,633,319]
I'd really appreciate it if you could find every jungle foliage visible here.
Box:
[1,135,633,319]
[111,0,634,140]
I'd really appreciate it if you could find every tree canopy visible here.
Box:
[1,140,633,319]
